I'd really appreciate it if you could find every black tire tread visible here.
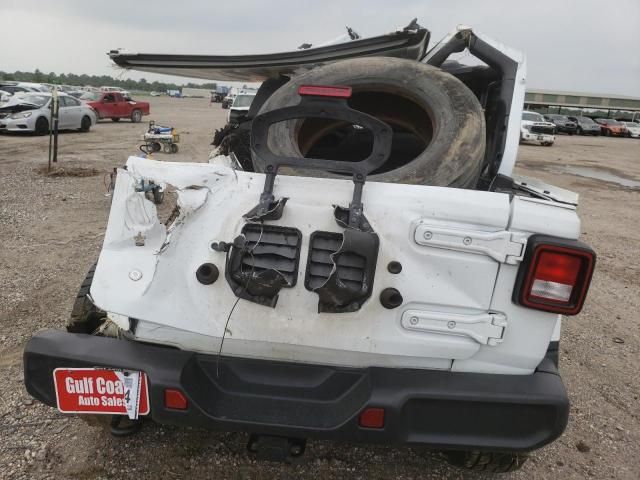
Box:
[254,57,485,189]
[65,263,122,431]
[35,117,49,136]
[66,263,106,334]
[80,115,91,132]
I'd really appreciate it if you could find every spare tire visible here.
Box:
[253,57,485,188]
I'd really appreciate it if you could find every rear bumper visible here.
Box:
[24,329,569,452]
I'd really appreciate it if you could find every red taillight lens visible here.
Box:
[530,251,581,302]
[359,407,385,429]
[515,238,595,315]
[298,85,352,98]
[164,389,188,410]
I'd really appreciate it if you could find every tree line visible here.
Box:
[0,69,216,92]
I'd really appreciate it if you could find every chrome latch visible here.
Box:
[402,310,507,346]
[414,224,527,265]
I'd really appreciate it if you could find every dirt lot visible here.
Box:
[1,97,639,479]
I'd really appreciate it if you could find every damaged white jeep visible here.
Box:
[24,23,596,473]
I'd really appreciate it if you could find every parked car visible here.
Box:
[594,118,627,137]
[25,23,598,474]
[100,86,131,97]
[0,92,96,134]
[543,114,577,135]
[0,82,38,96]
[567,116,601,136]
[221,93,236,109]
[81,91,150,122]
[227,91,257,125]
[17,82,49,92]
[621,121,640,138]
[520,111,555,146]
[0,90,12,104]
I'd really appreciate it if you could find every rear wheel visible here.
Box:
[34,117,49,136]
[67,263,106,334]
[170,143,179,153]
[80,115,91,132]
[131,109,142,123]
[65,264,143,433]
[443,450,529,473]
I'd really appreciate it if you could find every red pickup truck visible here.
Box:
[82,92,150,123]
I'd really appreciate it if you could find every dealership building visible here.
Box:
[524,89,640,117]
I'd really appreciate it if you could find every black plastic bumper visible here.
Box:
[24,329,569,452]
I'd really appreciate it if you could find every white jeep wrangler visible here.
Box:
[25,23,595,473]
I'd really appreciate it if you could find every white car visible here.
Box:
[227,91,256,124]
[0,90,12,104]
[16,82,49,92]
[521,110,556,146]
[622,121,640,138]
[221,92,236,109]
[100,86,131,97]
[0,92,96,135]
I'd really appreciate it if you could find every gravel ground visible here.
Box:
[1,97,639,479]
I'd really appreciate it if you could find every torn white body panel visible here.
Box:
[91,157,578,374]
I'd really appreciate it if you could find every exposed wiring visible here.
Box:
[215,223,264,377]
[244,199,286,222]
[215,296,241,378]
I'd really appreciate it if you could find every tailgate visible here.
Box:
[92,157,523,371]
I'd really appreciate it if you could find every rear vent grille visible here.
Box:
[305,231,366,291]
[239,224,302,287]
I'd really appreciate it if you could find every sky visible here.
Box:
[2,0,639,96]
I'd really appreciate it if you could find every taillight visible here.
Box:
[298,85,352,98]
[514,235,595,315]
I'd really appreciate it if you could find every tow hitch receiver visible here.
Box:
[247,434,306,462]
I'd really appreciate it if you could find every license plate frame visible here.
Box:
[53,368,150,417]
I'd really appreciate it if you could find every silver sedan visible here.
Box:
[0,92,97,134]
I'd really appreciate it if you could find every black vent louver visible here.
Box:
[225,224,302,307]
[304,230,378,313]
[305,232,366,291]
